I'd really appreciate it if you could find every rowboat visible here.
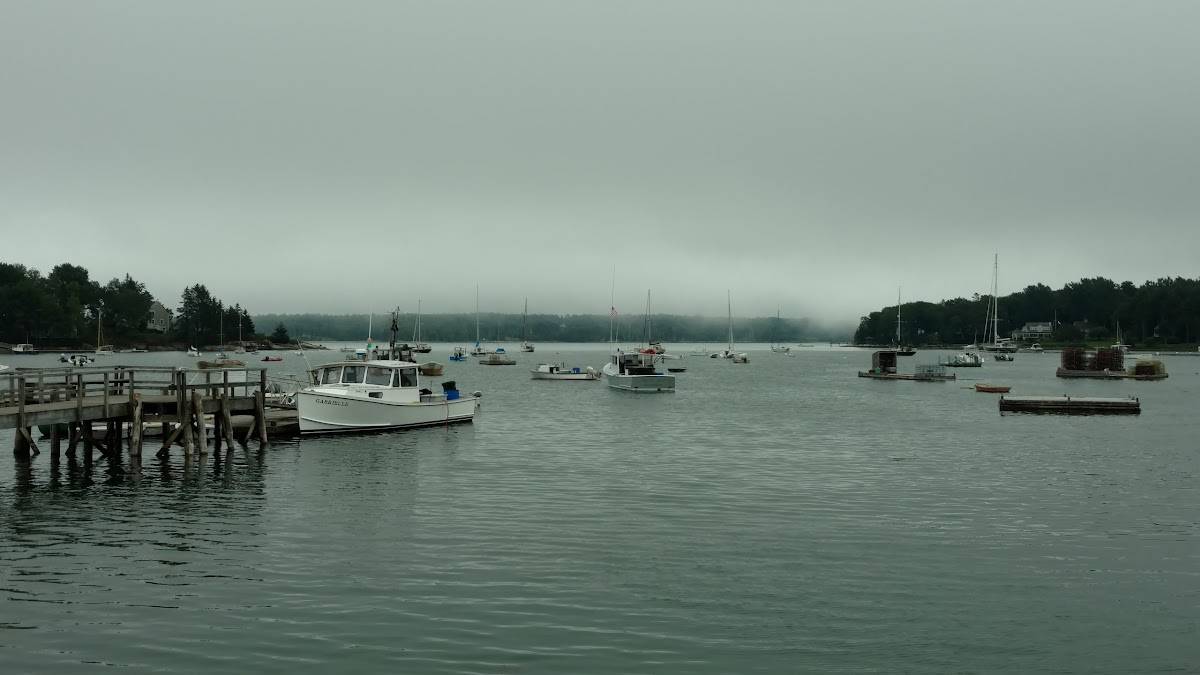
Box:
[975,383,1011,393]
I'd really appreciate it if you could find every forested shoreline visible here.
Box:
[1,260,843,348]
[854,277,1200,348]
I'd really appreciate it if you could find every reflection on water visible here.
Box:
[1,348,1198,673]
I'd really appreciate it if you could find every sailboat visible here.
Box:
[412,300,432,353]
[1112,321,1130,354]
[94,309,114,355]
[520,298,534,352]
[979,254,1017,353]
[713,291,748,362]
[235,314,247,354]
[894,288,916,356]
[770,307,790,353]
[200,307,245,368]
[470,286,488,356]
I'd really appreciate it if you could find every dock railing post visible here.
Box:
[16,376,26,431]
[103,372,110,418]
[257,369,269,446]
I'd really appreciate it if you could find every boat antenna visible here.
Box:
[390,307,399,353]
[609,266,617,347]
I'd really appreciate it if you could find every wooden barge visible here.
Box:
[999,395,1141,415]
[858,350,956,381]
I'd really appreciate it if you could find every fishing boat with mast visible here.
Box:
[602,289,676,392]
[520,298,534,352]
[296,310,481,433]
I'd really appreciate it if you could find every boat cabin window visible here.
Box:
[392,367,417,387]
[341,365,364,384]
[319,366,342,384]
[365,366,392,386]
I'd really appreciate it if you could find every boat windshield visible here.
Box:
[365,366,392,386]
[341,365,364,384]
[392,368,417,387]
[319,366,342,384]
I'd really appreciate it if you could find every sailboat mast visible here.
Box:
[97,308,102,349]
[727,290,734,350]
[992,253,1000,345]
[475,285,480,345]
[645,289,652,346]
[897,286,902,346]
[608,267,616,346]
[522,298,528,341]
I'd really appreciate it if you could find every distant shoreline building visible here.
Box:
[1011,321,1052,341]
[147,300,172,333]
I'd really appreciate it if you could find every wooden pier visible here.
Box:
[1,365,280,463]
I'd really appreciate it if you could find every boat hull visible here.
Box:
[530,371,598,380]
[296,390,479,433]
[601,363,675,392]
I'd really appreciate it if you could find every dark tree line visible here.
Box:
[0,261,259,347]
[0,262,154,345]
[855,276,1200,347]
[174,284,256,346]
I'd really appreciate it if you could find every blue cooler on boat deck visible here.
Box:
[442,380,460,400]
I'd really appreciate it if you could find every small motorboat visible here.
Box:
[944,352,984,367]
[418,362,444,376]
[199,358,246,369]
[975,384,1011,393]
[186,346,201,357]
[479,352,516,366]
[993,353,1015,362]
[530,363,598,380]
[262,356,284,362]
[666,366,687,373]
[448,347,466,362]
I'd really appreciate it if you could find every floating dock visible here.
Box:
[999,395,1141,415]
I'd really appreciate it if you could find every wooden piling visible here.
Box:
[180,390,194,458]
[14,425,31,461]
[82,423,95,462]
[130,394,143,458]
[221,395,236,449]
[193,391,208,456]
[67,422,79,458]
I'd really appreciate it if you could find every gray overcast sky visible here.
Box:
[2,1,1198,324]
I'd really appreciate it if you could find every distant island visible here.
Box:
[855,276,1200,350]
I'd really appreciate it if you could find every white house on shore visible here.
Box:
[1011,321,1053,341]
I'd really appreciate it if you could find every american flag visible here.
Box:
[610,306,618,318]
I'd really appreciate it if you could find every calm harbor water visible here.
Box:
[2,345,1198,673]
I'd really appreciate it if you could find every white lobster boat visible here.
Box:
[602,350,675,392]
[531,363,598,380]
[297,360,480,433]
